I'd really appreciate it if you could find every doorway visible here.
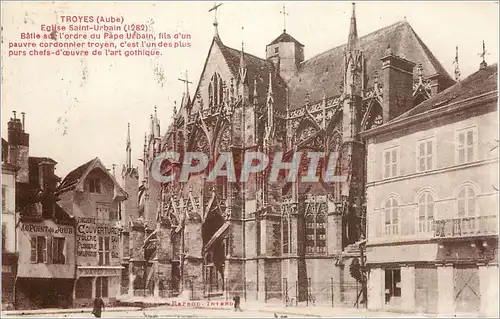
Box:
[385,268,401,306]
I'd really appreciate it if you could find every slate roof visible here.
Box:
[392,64,498,121]
[57,158,94,191]
[218,40,288,110]
[268,32,304,47]
[287,20,455,109]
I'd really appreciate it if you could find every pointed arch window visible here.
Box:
[315,213,326,253]
[209,73,224,108]
[417,192,434,233]
[305,201,328,255]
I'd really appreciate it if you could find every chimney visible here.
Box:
[7,111,30,183]
[428,74,445,97]
[21,112,25,131]
[39,159,57,191]
[380,47,416,122]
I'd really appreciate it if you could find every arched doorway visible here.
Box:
[202,208,226,297]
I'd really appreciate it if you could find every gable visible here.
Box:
[190,39,288,115]
[190,39,239,115]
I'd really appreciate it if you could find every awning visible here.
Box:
[202,221,230,255]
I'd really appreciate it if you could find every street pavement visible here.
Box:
[2,302,434,318]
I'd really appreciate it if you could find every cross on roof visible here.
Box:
[178,70,193,94]
[453,46,461,81]
[209,2,223,37]
[479,40,488,61]
[478,40,489,69]
[280,4,289,33]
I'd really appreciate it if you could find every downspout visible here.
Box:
[13,168,18,310]
[73,216,78,307]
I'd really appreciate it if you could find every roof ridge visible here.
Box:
[221,43,268,64]
[302,20,407,64]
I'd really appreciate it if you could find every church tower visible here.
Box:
[122,123,140,224]
[266,5,304,82]
[341,3,365,246]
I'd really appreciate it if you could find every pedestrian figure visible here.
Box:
[92,297,105,318]
[233,293,242,312]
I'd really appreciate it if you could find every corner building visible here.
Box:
[361,64,498,316]
[124,3,457,305]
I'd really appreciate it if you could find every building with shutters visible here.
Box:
[2,112,77,310]
[2,137,18,310]
[123,2,462,306]
[56,158,128,307]
[361,63,498,315]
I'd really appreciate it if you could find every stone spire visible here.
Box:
[178,71,192,109]
[150,114,154,137]
[239,42,248,84]
[126,123,131,168]
[239,41,249,100]
[343,2,363,98]
[266,71,274,131]
[153,106,160,138]
[252,77,258,106]
[347,3,359,53]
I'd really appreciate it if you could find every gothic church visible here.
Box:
[119,3,455,304]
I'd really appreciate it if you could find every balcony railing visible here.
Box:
[434,215,498,238]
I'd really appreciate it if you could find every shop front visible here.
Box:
[73,217,123,307]
[15,219,76,309]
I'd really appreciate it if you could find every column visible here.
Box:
[153,262,160,297]
[367,267,383,310]
[437,263,454,314]
[479,263,499,317]
[128,264,134,297]
[257,259,266,301]
[401,264,415,311]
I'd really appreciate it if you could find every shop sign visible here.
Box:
[20,223,73,234]
[76,217,120,259]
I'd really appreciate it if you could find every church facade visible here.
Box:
[120,3,456,305]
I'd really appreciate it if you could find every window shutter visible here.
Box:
[47,237,53,264]
[31,237,37,263]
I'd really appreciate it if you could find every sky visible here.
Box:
[1,1,499,180]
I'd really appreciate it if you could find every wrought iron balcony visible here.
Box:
[434,215,498,238]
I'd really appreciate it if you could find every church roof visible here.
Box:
[393,63,498,121]
[287,20,455,109]
[217,40,288,109]
[361,64,497,139]
[268,32,304,47]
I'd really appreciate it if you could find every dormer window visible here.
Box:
[88,178,101,193]
[274,47,279,53]
[208,73,223,108]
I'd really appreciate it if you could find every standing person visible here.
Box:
[233,293,242,312]
[92,297,105,318]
